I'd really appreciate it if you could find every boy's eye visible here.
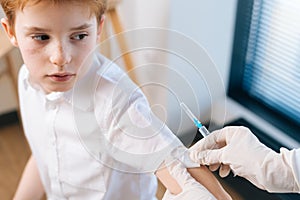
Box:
[71,33,88,40]
[32,35,50,41]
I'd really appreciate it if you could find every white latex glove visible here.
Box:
[189,126,300,193]
[162,159,216,200]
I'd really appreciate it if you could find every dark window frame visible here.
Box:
[227,0,300,142]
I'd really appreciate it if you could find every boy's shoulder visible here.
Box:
[93,52,139,95]
[94,53,126,84]
[72,52,144,111]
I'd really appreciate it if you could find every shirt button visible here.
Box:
[50,104,57,110]
[46,103,57,110]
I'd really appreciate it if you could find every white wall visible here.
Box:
[0,6,4,20]
[166,0,237,134]
[108,0,171,123]
[0,7,19,115]
[0,58,18,114]
[169,0,237,86]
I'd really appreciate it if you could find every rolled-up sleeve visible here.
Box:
[94,84,183,173]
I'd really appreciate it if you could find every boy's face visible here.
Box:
[1,1,103,93]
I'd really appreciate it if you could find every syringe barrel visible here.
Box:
[198,126,210,137]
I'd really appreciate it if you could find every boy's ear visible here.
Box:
[1,18,18,47]
[96,15,105,43]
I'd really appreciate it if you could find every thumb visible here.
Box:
[190,149,223,166]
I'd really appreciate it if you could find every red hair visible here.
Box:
[1,0,106,29]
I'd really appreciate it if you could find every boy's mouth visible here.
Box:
[47,73,75,82]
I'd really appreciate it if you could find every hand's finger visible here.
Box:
[211,126,245,145]
[209,163,220,172]
[219,164,231,178]
[190,132,222,152]
[190,149,223,165]
[190,126,240,154]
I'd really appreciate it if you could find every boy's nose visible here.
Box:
[50,43,71,68]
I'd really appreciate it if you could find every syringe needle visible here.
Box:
[180,103,202,128]
[180,102,210,137]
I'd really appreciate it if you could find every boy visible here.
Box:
[1,0,230,199]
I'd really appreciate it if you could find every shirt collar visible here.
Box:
[22,67,43,92]
[64,54,102,111]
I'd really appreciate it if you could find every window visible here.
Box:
[228,0,300,142]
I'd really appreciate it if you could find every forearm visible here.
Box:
[188,166,231,200]
[14,155,45,200]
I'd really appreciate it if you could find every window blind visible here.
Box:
[242,0,300,126]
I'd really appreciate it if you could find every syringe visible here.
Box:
[180,102,210,137]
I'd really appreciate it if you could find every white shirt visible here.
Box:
[18,53,183,200]
[294,149,300,185]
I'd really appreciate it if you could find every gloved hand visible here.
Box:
[161,159,216,200]
[189,126,300,193]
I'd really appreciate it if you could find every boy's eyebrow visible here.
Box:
[23,23,93,32]
[69,23,93,31]
[24,26,51,32]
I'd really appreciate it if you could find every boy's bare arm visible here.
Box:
[187,166,231,200]
[14,155,45,200]
[156,164,231,200]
